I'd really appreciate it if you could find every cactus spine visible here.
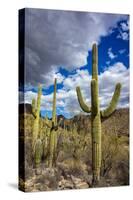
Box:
[48,78,58,168]
[76,44,121,185]
[32,84,42,165]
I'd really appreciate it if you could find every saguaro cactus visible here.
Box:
[32,84,42,153]
[76,44,121,185]
[34,138,43,167]
[48,78,58,168]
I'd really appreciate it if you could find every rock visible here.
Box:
[33,183,51,191]
[70,175,89,189]
[64,180,73,189]
[70,175,81,184]
[76,182,89,189]
[58,181,65,190]
[25,179,34,188]
[25,167,34,180]
[58,176,89,190]
[31,188,40,192]
[82,175,92,186]
[24,188,31,192]
[42,185,51,191]
[60,175,64,180]
[87,175,92,183]
[35,168,42,175]
[58,179,74,190]
[34,183,42,190]
[58,180,63,187]
[44,179,50,186]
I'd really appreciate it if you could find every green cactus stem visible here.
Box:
[32,84,42,153]
[76,44,121,185]
[48,78,58,168]
[100,83,121,118]
[34,138,43,166]
[76,87,91,113]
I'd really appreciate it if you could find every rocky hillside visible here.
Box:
[19,106,129,191]
[19,103,32,114]
[62,108,129,137]
[19,104,129,136]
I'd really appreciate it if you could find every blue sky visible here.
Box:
[19,9,129,118]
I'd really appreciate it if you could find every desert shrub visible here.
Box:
[60,128,90,162]
[101,133,118,177]
[101,132,129,185]
[114,136,129,185]
[57,158,87,177]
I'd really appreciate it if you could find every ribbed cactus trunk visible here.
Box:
[34,138,43,166]
[32,85,42,150]
[32,84,42,166]
[48,78,57,168]
[91,45,101,184]
[76,44,121,186]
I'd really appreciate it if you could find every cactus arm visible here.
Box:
[32,98,37,118]
[45,121,52,129]
[45,113,52,128]
[101,83,121,118]
[91,79,98,115]
[32,85,42,118]
[76,86,91,113]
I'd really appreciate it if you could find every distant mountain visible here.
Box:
[62,108,129,136]
[19,103,32,114]
[19,103,129,136]
[102,108,129,136]
[57,115,65,121]
[19,104,66,120]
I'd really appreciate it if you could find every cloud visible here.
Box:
[108,48,117,60]
[22,8,128,86]
[117,32,129,40]
[119,49,126,54]
[120,21,129,31]
[63,62,129,116]
[41,67,65,87]
[99,62,129,108]
[117,20,129,41]
[20,62,129,118]
[106,61,111,66]
[19,90,36,104]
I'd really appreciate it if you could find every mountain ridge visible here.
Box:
[19,103,129,136]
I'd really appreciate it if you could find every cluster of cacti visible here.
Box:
[31,79,59,168]
[30,43,122,187]
[76,43,121,185]
[32,84,43,166]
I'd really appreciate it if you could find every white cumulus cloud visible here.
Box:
[20,61,129,118]
[22,8,128,85]
[108,48,117,60]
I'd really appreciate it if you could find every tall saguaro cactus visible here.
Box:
[76,44,121,185]
[48,78,58,168]
[32,84,42,153]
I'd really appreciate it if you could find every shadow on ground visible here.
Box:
[8,183,18,190]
